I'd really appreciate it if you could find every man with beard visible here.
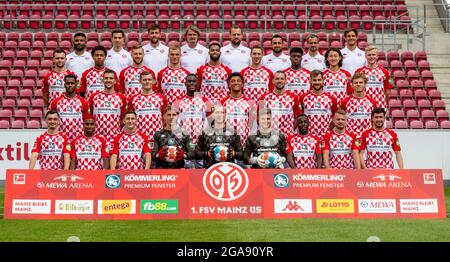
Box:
[43,48,76,106]
[90,69,127,147]
[195,104,243,168]
[220,25,251,73]
[240,46,274,102]
[341,28,367,75]
[110,111,152,170]
[262,35,291,72]
[301,34,326,72]
[360,108,404,169]
[221,72,254,147]
[299,70,338,140]
[70,116,110,170]
[181,25,209,73]
[244,108,287,169]
[49,74,89,141]
[119,45,154,100]
[340,72,377,138]
[152,106,194,168]
[157,45,191,104]
[259,71,301,137]
[105,29,132,75]
[322,110,360,169]
[355,45,392,110]
[29,110,71,170]
[65,32,94,79]
[284,47,311,97]
[197,42,232,104]
[79,45,119,101]
[143,24,169,75]
[286,114,322,169]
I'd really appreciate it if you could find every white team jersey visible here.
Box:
[181,43,210,73]
[65,51,94,79]
[262,53,291,73]
[220,44,251,73]
[105,48,132,75]
[301,53,327,72]
[341,47,367,75]
[143,42,169,75]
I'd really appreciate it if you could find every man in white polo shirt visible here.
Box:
[220,25,251,73]
[341,28,367,75]
[105,29,132,75]
[181,25,209,73]
[66,32,94,79]
[262,34,291,73]
[301,34,326,72]
[143,24,169,75]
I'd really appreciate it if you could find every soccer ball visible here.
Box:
[213,145,228,162]
[259,152,280,168]
[165,146,177,163]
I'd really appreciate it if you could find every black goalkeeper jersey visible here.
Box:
[244,130,287,168]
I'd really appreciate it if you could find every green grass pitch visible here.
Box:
[0,187,449,242]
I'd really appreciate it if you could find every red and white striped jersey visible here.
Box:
[32,132,70,170]
[286,133,321,169]
[360,128,401,169]
[49,94,89,141]
[70,133,109,170]
[110,131,152,170]
[197,63,232,104]
[340,94,377,138]
[173,94,211,144]
[89,91,127,145]
[79,67,118,101]
[283,67,311,97]
[118,65,154,100]
[322,69,352,105]
[42,69,76,105]
[322,130,359,169]
[259,91,301,137]
[157,66,190,104]
[354,65,392,109]
[240,66,274,102]
[299,91,338,140]
[128,92,168,140]
[221,95,254,146]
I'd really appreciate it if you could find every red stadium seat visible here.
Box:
[421,109,436,122]
[425,80,437,91]
[436,110,449,122]
[441,120,450,129]
[425,120,439,129]
[11,120,25,129]
[388,99,402,110]
[394,120,408,129]
[409,120,424,129]
[432,100,446,112]
[404,60,417,73]
[402,99,416,110]
[26,120,41,129]
[414,51,427,63]
[0,120,10,129]
[406,109,420,123]
[385,119,393,129]
[401,51,414,62]
[420,70,434,82]
[387,51,400,62]
[417,99,432,113]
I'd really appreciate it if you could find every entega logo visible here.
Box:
[105,174,121,189]
[274,174,289,188]
[98,200,136,214]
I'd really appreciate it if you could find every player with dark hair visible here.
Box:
[105,29,132,75]
[197,42,232,104]
[43,48,76,106]
[240,46,274,102]
[49,74,89,141]
[79,45,118,100]
[323,48,352,105]
[259,71,301,136]
[195,104,243,168]
[128,70,168,140]
[299,70,338,140]
[181,25,209,73]
[322,109,360,169]
[110,111,152,170]
[143,24,169,75]
[220,24,251,72]
[119,45,154,100]
[284,47,311,97]
[262,34,291,72]
[29,110,71,170]
[301,34,326,72]
[340,72,377,138]
[341,28,366,75]
[70,116,109,170]
[89,69,127,147]
[152,106,194,168]
[286,114,322,169]
[244,107,287,168]
[359,108,404,169]
[65,32,94,79]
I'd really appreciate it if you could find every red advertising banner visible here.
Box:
[4,163,447,219]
